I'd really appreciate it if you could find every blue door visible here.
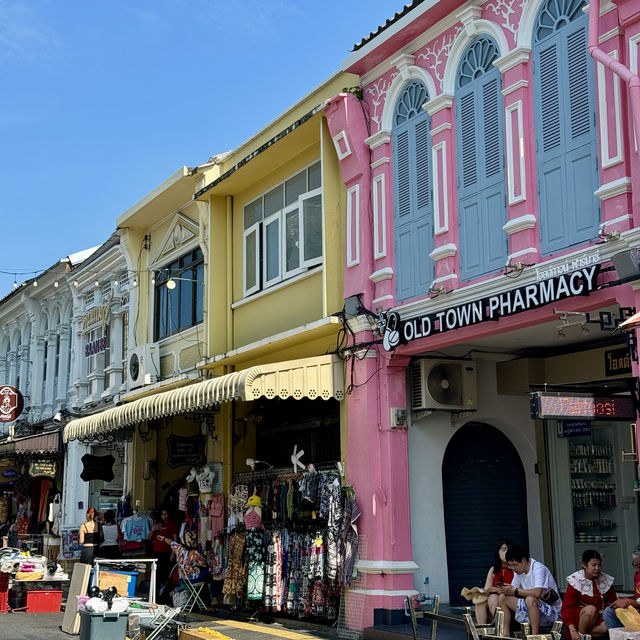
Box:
[455,37,507,281]
[533,0,599,255]
[393,80,434,302]
[443,422,529,605]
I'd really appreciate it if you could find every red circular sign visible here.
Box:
[0,386,24,423]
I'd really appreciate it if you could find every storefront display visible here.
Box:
[172,461,359,621]
[546,420,639,591]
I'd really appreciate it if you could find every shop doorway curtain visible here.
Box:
[442,422,528,605]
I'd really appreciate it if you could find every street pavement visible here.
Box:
[0,611,340,639]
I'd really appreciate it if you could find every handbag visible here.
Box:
[541,588,560,604]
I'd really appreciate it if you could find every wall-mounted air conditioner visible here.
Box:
[411,359,477,412]
[127,344,160,391]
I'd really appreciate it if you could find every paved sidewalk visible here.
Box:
[0,611,340,639]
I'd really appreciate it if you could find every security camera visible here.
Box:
[53,412,63,424]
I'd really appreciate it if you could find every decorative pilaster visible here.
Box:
[347,353,417,627]
[43,329,58,417]
[56,324,71,407]
[32,335,46,409]
[425,93,459,290]
[104,310,124,397]
[494,48,540,265]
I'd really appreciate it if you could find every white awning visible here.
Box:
[64,355,344,442]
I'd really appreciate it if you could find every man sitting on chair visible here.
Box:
[497,545,562,636]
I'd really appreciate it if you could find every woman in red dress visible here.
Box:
[561,549,616,639]
[476,539,514,624]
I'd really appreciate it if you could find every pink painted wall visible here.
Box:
[326,0,640,624]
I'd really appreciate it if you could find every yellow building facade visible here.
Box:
[64,70,356,513]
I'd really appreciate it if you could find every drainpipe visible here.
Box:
[588,0,640,145]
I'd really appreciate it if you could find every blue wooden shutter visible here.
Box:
[455,37,507,281]
[533,1,599,255]
[393,80,434,302]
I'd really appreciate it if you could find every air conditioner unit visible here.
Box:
[127,344,160,391]
[411,359,477,412]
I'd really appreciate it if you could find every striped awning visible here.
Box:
[0,430,61,455]
[15,430,61,454]
[64,354,344,442]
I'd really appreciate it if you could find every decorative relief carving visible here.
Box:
[365,71,398,133]
[416,25,464,89]
[484,0,527,41]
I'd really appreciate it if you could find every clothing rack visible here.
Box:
[233,462,341,484]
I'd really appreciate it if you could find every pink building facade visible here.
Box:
[326,0,640,627]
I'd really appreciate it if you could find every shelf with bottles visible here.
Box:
[571,479,616,491]
[569,443,614,474]
[572,491,617,509]
[574,518,618,543]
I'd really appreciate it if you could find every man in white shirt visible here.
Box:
[498,545,562,635]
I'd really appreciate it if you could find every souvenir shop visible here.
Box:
[173,397,361,622]
[0,431,63,556]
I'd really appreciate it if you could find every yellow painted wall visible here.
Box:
[206,118,346,352]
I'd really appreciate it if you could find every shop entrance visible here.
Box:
[442,422,528,604]
[545,420,639,591]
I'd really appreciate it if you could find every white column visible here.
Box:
[43,329,57,417]
[18,344,30,404]
[104,311,124,397]
[32,335,45,409]
[7,351,17,387]
[56,324,71,407]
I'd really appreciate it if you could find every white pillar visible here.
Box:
[56,324,71,408]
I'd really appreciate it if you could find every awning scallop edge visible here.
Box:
[64,354,344,442]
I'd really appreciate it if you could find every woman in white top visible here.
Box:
[100,510,120,559]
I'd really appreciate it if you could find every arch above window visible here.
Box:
[534,0,586,44]
[456,37,499,89]
[393,80,429,127]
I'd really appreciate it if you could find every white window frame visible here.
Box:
[283,202,301,279]
[263,211,282,288]
[299,187,323,269]
[243,225,261,297]
[242,160,323,297]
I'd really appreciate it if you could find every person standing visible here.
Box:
[498,545,562,635]
[100,510,120,559]
[79,507,103,565]
[148,508,178,590]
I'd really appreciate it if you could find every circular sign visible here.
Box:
[0,386,24,423]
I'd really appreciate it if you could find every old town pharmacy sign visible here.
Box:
[383,262,601,350]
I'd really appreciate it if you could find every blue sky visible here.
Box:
[0,0,397,295]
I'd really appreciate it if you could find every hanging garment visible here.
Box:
[178,487,188,511]
[209,494,225,537]
[246,528,266,600]
[199,493,213,550]
[48,493,62,535]
[222,532,245,600]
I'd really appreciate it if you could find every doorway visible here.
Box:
[442,422,528,604]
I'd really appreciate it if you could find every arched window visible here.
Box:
[533,0,599,255]
[393,80,434,302]
[455,36,507,281]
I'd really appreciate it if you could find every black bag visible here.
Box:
[541,589,559,604]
